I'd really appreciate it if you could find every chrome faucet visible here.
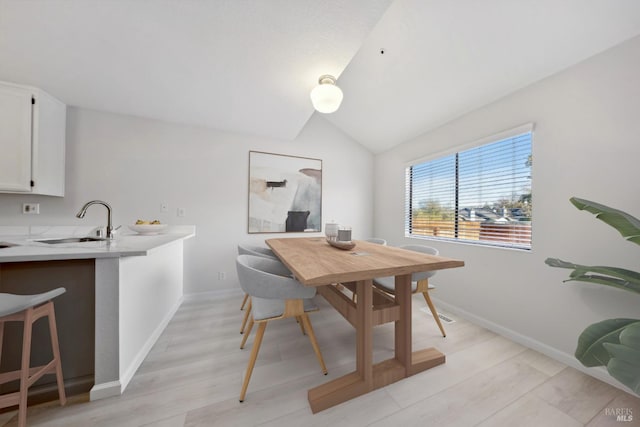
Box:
[76,200,114,239]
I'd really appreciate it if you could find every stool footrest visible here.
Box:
[0,364,54,385]
[0,391,20,408]
[27,361,58,388]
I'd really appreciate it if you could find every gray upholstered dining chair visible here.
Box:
[372,244,447,337]
[237,243,278,260]
[236,254,327,402]
[363,237,387,245]
[237,244,278,308]
[236,243,285,335]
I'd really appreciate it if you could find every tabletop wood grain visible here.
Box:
[266,237,464,286]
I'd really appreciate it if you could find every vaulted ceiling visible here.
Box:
[2,0,640,153]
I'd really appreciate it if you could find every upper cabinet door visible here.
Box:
[0,85,32,192]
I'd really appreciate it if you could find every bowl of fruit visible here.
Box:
[128,220,168,235]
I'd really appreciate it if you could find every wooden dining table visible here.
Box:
[266,237,464,413]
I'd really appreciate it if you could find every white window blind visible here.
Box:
[405,128,533,249]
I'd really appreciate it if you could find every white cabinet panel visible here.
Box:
[0,85,32,192]
[0,81,66,196]
[32,89,66,196]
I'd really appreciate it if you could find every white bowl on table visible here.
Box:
[127,224,168,235]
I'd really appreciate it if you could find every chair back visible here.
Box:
[237,243,277,260]
[236,255,316,300]
[364,238,386,245]
[400,245,439,282]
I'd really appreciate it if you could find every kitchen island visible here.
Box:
[0,225,195,401]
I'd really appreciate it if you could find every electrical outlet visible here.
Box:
[22,203,40,214]
[218,272,226,280]
[177,207,186,217]
[160,202,168,213]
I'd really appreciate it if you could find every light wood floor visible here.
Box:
[2,293,638,426]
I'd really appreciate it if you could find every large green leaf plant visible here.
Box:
[545,197,640,395]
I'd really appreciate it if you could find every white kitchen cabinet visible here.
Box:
[0,81,66,196]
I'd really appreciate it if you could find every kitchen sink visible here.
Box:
[35,237,107,244]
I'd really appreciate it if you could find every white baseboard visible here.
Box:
[432,297,636,396]
[119,296,184,392]
[90,380,122,401]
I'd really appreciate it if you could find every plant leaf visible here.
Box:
[619,322,640,351]
[603,337,640,394]
[570,197,640,246]
[575,319,639,367]
[545,258,640,294]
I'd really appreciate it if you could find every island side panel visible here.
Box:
[92,257,121,400]
[118,239,184,391]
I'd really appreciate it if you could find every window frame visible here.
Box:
[405,123,534,251]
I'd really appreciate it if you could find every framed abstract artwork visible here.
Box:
[248,151,322,233]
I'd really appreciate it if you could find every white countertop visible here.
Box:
[0,225,195,263]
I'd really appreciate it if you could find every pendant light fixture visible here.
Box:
[310,74,343,114]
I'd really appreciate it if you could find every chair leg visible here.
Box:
[18,308,34,427]
[300,314,327,375]
[296,316,306,335]
[240,293,249,311]
[239,322,267,402]
[47,302,67,405]
[422,291,446,337]
[240,317,254,349]
[240,298,252,334]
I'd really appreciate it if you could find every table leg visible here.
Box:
[356,279,373,387]
[307,276,445,413]
[394,274,412,372]
[395,274,445,376]
[308,279,373,413]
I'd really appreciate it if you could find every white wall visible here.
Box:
[119,239,184,390]
[0,110,374,295]
[374,36,640,385]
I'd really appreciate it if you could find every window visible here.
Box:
[405,126,533,250]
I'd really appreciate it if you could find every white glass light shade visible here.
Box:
[310,75,343,114]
